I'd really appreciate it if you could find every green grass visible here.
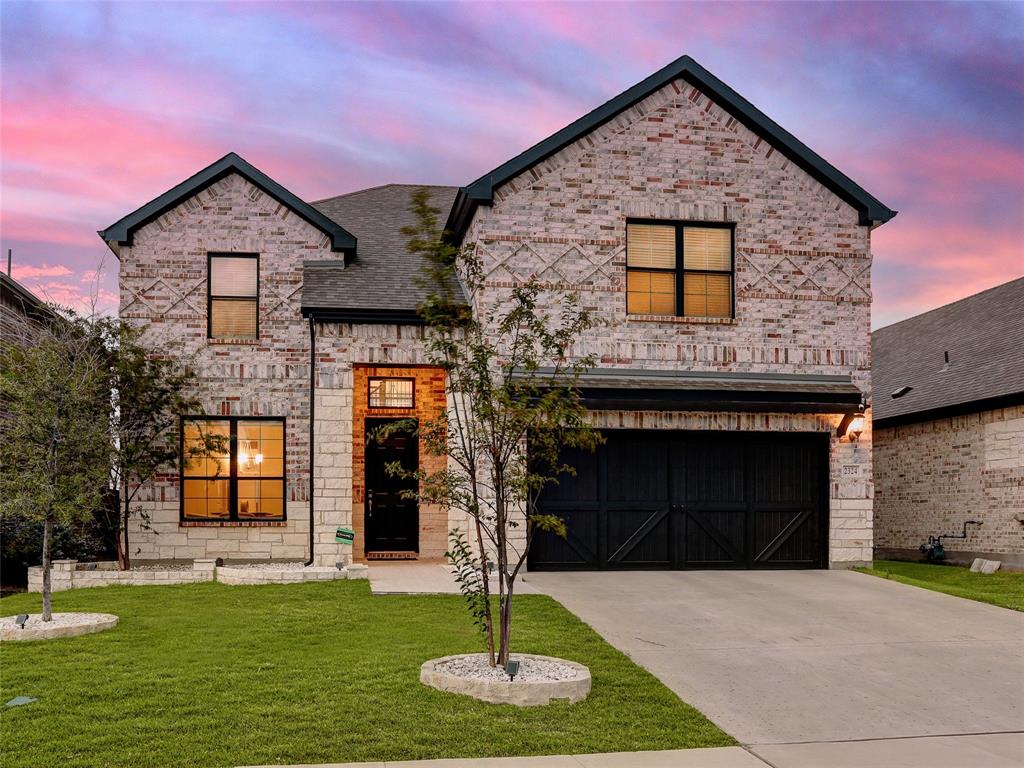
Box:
[856,559,1024,611]
[0,581,731,768]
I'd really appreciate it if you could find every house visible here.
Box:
[1,272,56,427]
[98,54,895,570]
[873,278,1024,568]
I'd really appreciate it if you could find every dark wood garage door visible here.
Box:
[529,430,829,570]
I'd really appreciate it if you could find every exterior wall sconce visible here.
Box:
[837,409,866,441]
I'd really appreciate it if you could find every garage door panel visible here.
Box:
[606,434,668,502]
[543,446,601,502]
[530,430,827,570]
[686,509,746,565]
[606,507,671,566]
[528,506,600,567]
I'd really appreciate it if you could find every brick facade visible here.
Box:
[875,405,1024,565]
[118,75,877,568]
[464,77,874,566]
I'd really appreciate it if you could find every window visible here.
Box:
[208,254,258,339]
[181,417,285,521]
[368,377,415,408]
[626,222,733,318]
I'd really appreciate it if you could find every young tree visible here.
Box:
[0,311,113,620]
[399,189,602,666]
[109,323,222,570]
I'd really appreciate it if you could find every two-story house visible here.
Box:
[99,55,895,570]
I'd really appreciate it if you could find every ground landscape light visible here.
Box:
[505,659,521,682]
[15,614,28,629]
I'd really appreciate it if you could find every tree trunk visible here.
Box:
[498,579,514,666]
[120,491,131,571]
[41,516,53,622]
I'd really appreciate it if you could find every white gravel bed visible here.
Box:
[222,562,308,571]
[434,654,580,682]
[127,564,193,572]
[0,612,119,641]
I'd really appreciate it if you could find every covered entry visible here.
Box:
[529,430,829,570]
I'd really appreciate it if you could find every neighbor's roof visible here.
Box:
[98,153,357,255]
[1,272,54,320]
[302,184,462,323]
[446,53,897,240]
[872,277,1024,426]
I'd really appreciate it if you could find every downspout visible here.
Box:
[305,315,316,566]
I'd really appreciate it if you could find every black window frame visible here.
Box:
[207,252,260,340]
[179,415,287,523]
[625,219,736,319]
[367,377,416,409]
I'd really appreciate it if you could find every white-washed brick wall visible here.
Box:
[463,77,874,566]
[875,405,1024,558]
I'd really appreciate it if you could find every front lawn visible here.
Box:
[856,559,1024,611]
[0,581,730,768]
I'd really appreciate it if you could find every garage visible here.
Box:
[529,430,829,570]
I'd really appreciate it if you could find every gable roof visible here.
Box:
[1,272,55,322]
[98,152,357,255]
[303,184,463,322]
[872,277,1024,427]
[446,54,897,240]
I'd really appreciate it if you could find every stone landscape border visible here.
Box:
[420,653,592,706]
[27,560,369,591]
[0,613,119,642]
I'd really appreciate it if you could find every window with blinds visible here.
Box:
[208,254,258,339]
[181,417,286,521]
[626,222,733,318]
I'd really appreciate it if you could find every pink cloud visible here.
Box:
[10,263,73,280]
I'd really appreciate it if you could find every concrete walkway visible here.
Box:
[367,562,540,595]
[527,569,1024,765]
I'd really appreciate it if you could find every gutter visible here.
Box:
[306,316,316,567]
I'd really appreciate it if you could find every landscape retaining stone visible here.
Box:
[420,653,591,706]
[0,613,118,642]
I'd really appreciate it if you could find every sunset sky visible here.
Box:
[2,1,1021,328]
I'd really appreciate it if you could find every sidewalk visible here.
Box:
[242,746,766,768]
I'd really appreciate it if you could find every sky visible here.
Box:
[1,1,1022,328]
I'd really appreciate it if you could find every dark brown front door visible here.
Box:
[365,418,419,553]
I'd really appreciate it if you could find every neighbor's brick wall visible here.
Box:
[463,76,875,566]
[875,405,1024,558]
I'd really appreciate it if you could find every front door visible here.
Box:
[365,418,419,553]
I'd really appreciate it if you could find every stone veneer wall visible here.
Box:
[875,405,1024,563]
[462,76,875,566]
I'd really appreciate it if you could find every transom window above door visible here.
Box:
[626,222,734,318]
[368,377,415,408]
[208,254,259,339]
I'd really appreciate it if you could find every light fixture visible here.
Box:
[848,414,864,442]
[505,659,521,682]
[15,614,28,630]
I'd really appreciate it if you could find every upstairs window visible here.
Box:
[209,254,258,339]
[368,377,415,408]
[181,417,285,521]
[626,222,734,318]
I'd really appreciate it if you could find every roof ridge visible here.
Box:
[874,275,1024,334]
[312,183,456,205]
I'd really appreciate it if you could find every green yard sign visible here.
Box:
[335,527,355,545]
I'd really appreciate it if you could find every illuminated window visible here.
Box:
[208,254,258,339]
[181,417,285,521]
[626,222,733,318]
[368,378,415,408]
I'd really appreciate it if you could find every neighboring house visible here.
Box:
[98,54,895,570]
[0,272,55,426]
[873,278,1024,568]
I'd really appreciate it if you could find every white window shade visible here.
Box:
[683,228,731,271]
[210,256,258,297]
[626,224,676,269]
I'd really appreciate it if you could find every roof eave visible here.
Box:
[97,152,358,257]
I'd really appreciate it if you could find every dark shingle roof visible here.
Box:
[303,185,461,320]
[872,277,1024,426]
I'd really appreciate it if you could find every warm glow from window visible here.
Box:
[209,255,258,339]
[369,378,415,408]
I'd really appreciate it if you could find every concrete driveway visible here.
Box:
[525,570,1024,751]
